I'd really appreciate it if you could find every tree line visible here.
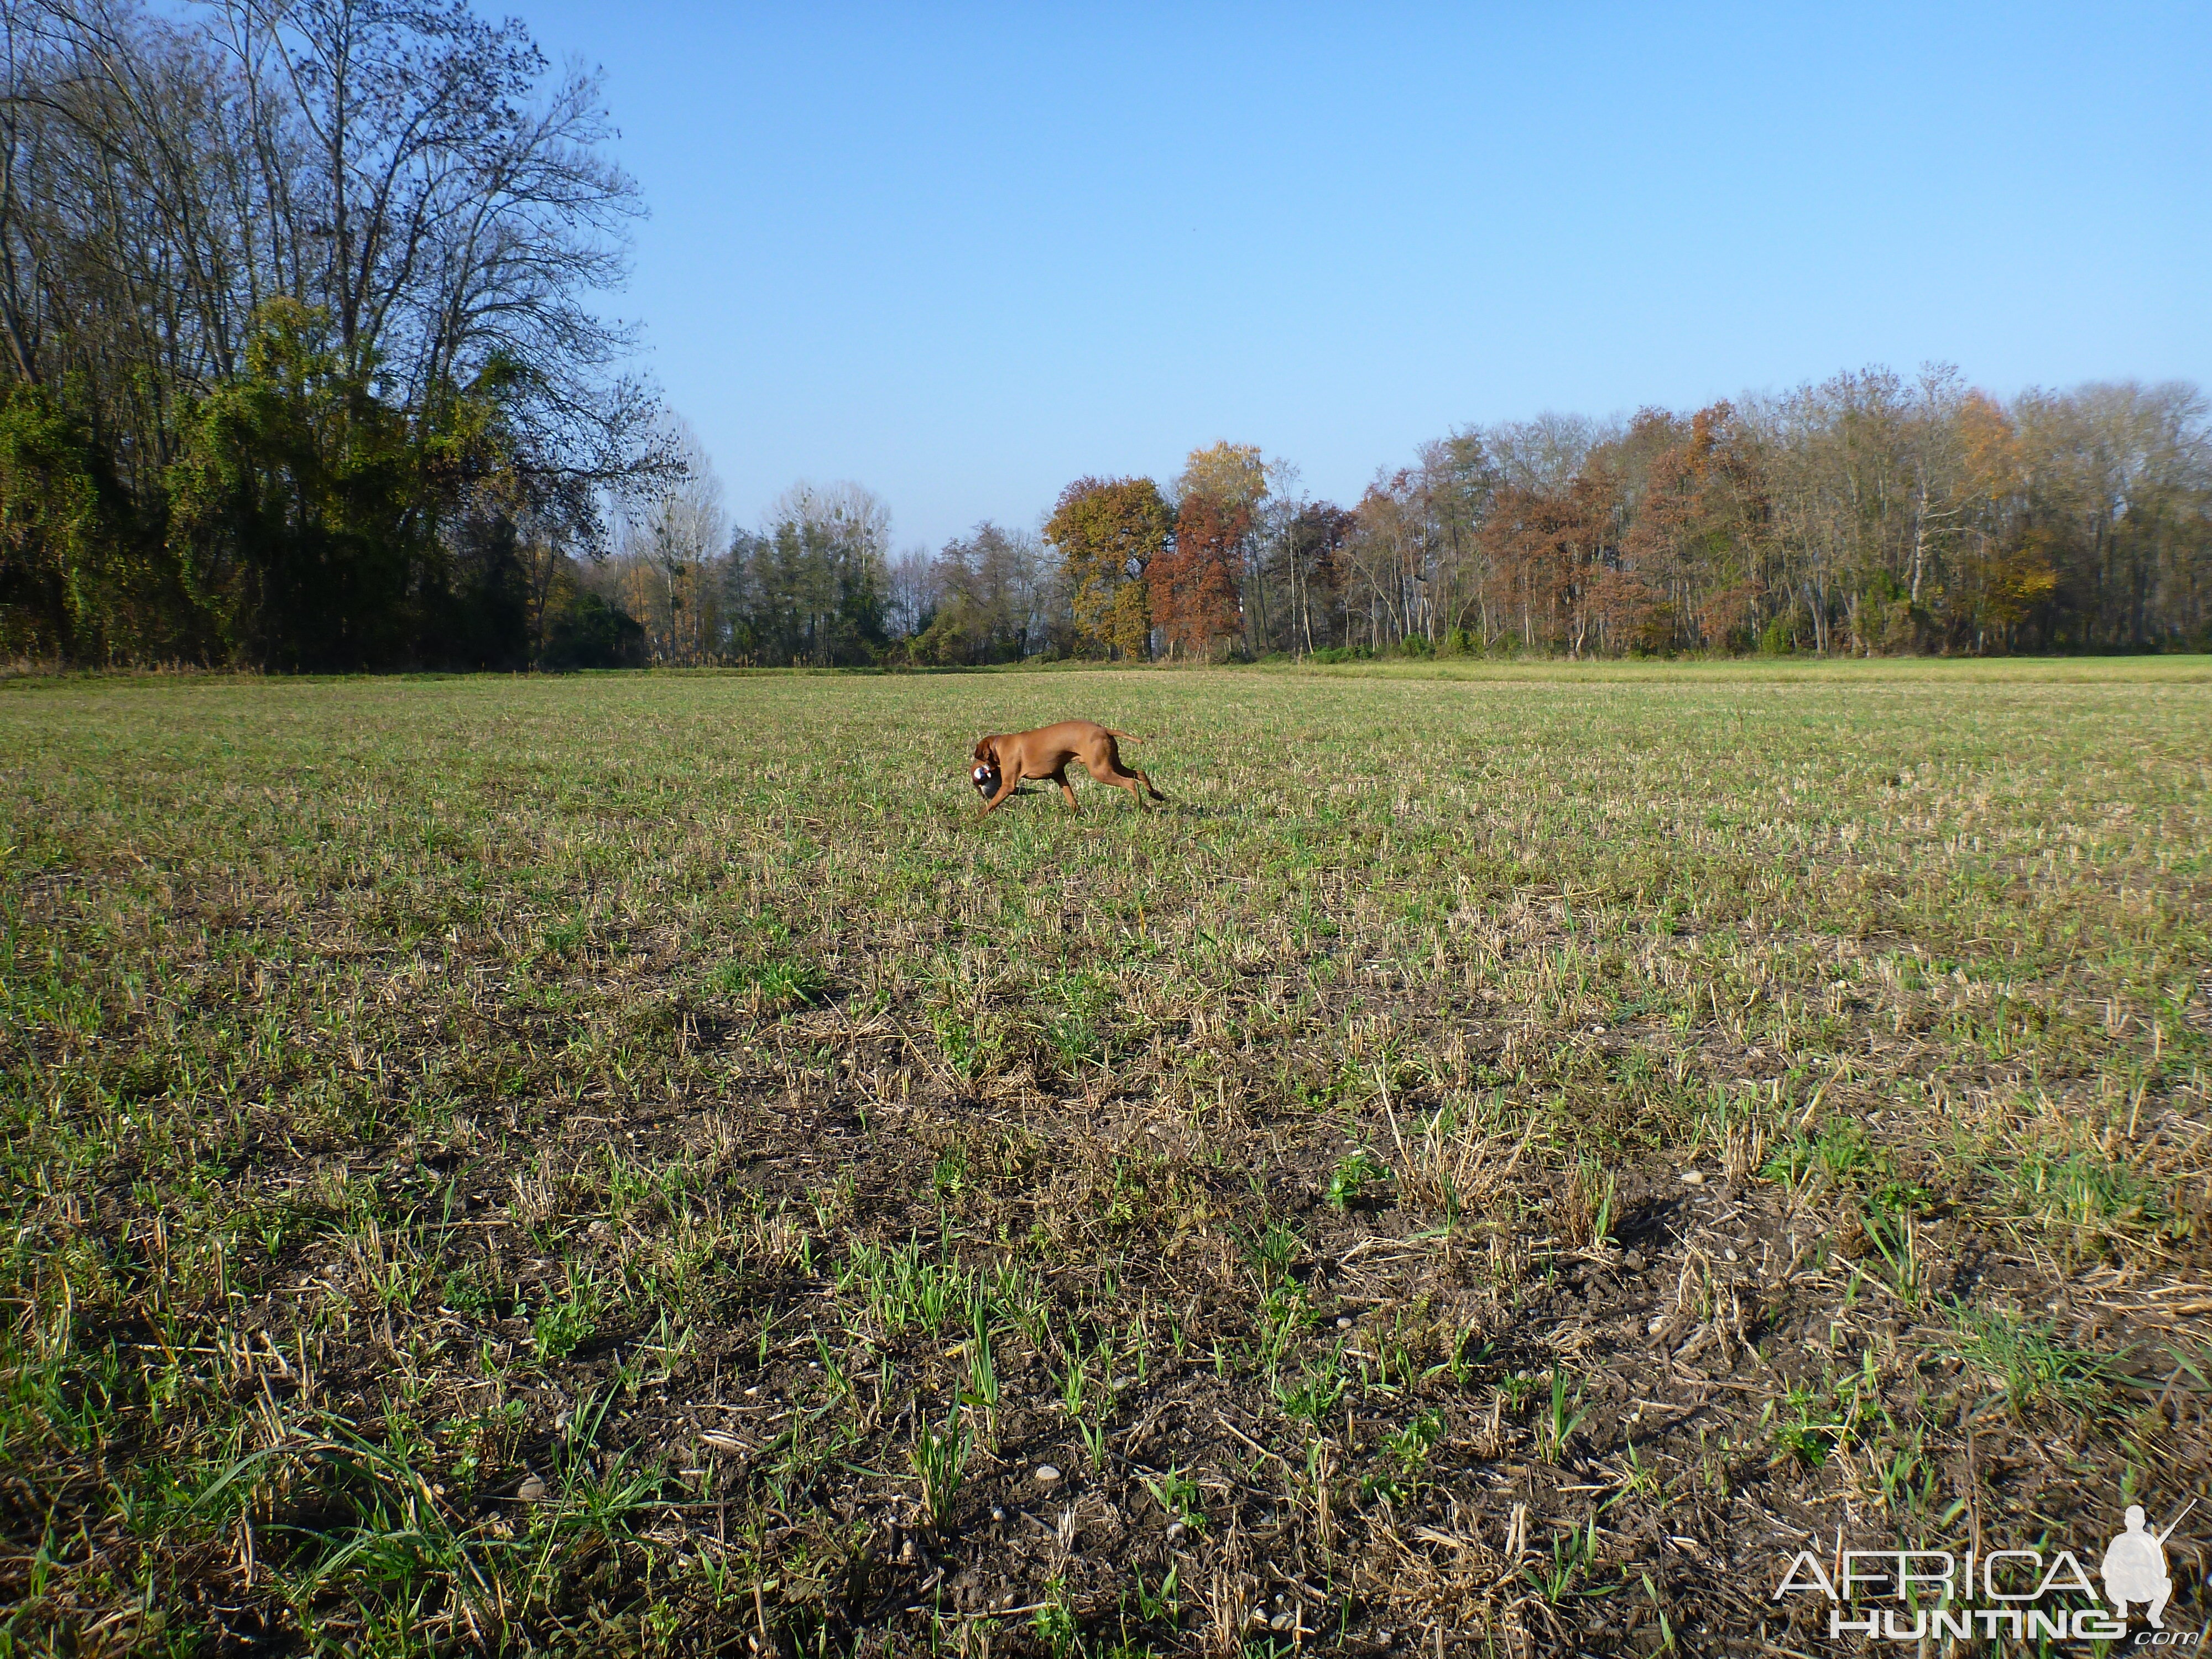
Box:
[596,374,2212,670]
[1313,369,2211,660]
[4,3,2205,669]
[1034,373,2211,665]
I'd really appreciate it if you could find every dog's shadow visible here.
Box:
[966,784,1213,817]
[975,794,1213,820]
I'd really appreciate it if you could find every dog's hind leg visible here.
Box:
[1054,768,1082,812]
[1084,752,1150,809]
[1092,736,1162,807]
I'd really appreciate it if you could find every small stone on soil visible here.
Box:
[1679,1169,1706,1185]
[1033,1465,1062,1488]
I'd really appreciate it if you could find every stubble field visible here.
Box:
[2,659,2209,1657]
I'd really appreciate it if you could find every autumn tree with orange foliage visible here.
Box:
[1147,442,1266,659]
[1042,476,1172,659]
[1619,402,1770,651]
[1152,491,1250,659]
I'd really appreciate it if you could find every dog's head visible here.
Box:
[971,737,1002,797]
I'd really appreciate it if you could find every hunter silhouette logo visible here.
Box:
[2105,1502,2192,1629]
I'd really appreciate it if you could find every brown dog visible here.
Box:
[972,721,1166,815]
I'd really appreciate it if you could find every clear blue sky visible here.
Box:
[517,1,2211,550]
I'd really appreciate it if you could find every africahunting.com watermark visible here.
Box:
[1773,1500,2198,1645]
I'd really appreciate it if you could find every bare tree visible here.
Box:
[601,415,723,661]
[1,0,670,522]
[883,542,936,639]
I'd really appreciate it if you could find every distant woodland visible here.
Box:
[4,1,2208,671]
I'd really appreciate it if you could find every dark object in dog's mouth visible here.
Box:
[972,763,999,796]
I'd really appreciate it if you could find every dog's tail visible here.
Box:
[1104,728,1144,743]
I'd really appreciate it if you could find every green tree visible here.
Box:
[164,299,515,668]
[909,522,1044,665]
[0,384,182,662]
[721,482,891,666]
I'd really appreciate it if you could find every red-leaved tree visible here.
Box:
[1152,492,1248,659]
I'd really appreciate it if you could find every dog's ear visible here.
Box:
[973,738,992,764]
